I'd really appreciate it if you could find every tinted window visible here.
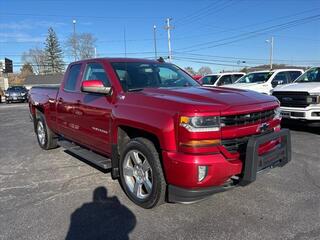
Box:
[273,72,288,84]
[202,75,219,85]
[288,71,302,82]
[295,67,320,83]
[111,62,199,91]
[83,63,111,87]
[65,64,81,91]
[218,75,232,86]
[232,74,244,82]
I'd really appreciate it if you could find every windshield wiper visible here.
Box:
[128,88,144,92]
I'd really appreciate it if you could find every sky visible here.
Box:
[0,0,320,73]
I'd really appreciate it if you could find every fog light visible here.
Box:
[198,166,208,182]
[311,112,320,116]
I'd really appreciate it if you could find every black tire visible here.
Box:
[6,101,10,104]
[35,112,58,150]
[119,137,166,208]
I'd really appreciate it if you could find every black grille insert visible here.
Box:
[221,109,275,127]
[272,91,309,108]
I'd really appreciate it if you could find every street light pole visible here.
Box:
[266,36,274,70]
[153,25,157,60]
[165,18,173,62]
[72,19,77,61]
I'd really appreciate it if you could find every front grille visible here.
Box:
[221,130,273,156]
[221,109,275,126]
[272,91,309,108]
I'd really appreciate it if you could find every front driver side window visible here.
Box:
[273,72,288,84]
[83,63,111,87]
[218,75,232,86]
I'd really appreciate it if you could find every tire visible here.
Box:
[6,101,10,104]
[35,112,58,150]
[119,137,166,208]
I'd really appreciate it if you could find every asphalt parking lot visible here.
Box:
[0,103,319,240]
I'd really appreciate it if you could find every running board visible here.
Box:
[57,140,112,170]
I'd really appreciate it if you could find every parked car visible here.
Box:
[227,69,304,94]
[201,72,245,87]
[272,66,320,123]
[28,58,291,208]
[5,86,28,103]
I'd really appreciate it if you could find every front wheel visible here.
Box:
[120,137,166,208]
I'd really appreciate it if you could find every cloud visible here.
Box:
[0,33,44,43]
[0,20,67,31]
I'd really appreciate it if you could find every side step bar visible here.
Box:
[57,139,112,170]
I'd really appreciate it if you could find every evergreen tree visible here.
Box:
[44,27,64,73]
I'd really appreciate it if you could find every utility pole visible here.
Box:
[165,18,173,62]
[153,25,157,60]
[72,19,77,61]
[124,27,127,57]
[266,36,274,70]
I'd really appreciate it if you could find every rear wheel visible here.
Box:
[120,137,166,208]
[35,113,58,150]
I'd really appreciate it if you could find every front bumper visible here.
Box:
[167,129,291,203]
[280,106,320,121]
[6,95,28,102]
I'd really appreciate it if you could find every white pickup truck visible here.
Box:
[272,67,320,122]
[227,69,304,95]
[200,72,245,87]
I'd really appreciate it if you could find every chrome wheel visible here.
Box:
[123,150,153,200]
[37,121,46,146]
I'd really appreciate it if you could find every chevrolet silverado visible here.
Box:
[29,58,291,208]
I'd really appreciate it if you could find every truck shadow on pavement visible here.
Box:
[65,186,136,240]
[281,120,320,135]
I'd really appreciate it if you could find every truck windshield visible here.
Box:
[111,62,199,91]
[295,67,320,83]
[236,71,272,84]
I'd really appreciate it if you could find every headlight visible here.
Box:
[21,92,27,96]
[307,95,320,104]
[274,107,281,119]
[180,116,220,132]
[5,93,9,96]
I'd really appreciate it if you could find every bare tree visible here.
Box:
[198,66,213,76]
[66,33,96,61]
[21,48,46,74]
[184,66,196,75]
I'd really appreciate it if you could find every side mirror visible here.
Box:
[81,80,112,95]
[272,80,283,88]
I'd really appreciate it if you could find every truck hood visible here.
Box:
[273,82,320,94]
[226,82,269,92]
[124,87,277,113]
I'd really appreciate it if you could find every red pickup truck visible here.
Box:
[29,58,291,208]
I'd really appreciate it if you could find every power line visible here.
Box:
[174,52,320,64]
[174,7,320,39]
[175,14,320,52]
